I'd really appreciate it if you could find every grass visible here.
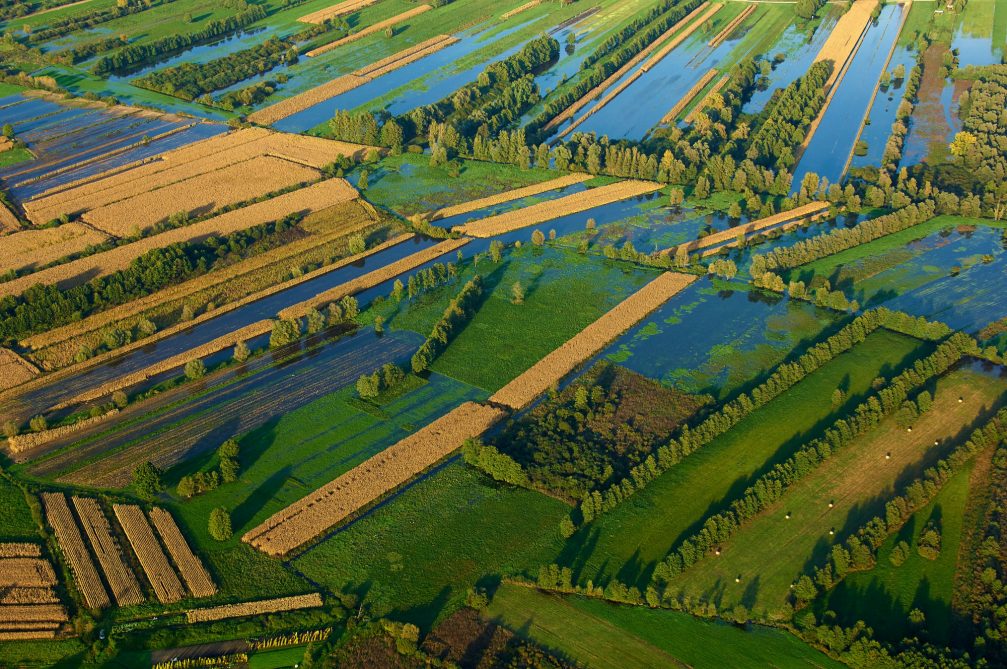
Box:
[555,328,928,590]
[673,366,1007,615]
[0,475,40,541]
[167,372,486,601]
[818,451,977,645]
[486,583,844,669]
[379,244,658,393]
[361,153,559,218]
[248,646,308,669]
[291,463,569,630]
[0,147,33,167]
[0,639,87,668]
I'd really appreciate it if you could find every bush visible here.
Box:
[209,507,232,541]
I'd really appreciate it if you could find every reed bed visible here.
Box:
[0,543,42,558]
[684,73,730,124]
[501,0,540,20]
[491,272,696,410]
[277,237,469,319]
[72,497,144,607]
[661,68,719,125]
[0,589,60,605]
[0,558,58,588]
[41,492,109,610]
[299,0,380,23]
[186,593,323,623]
[0,224,109,277]
[7,410,118,454]
[2,179,358,300]
[263,133,375,166]
[249,35,457,125]
[245,402,505,556]
[663,201,830,257]
[708,4,754,47]
[453,181,662,238]
[814,0,878,89]
[0,348,39,392]
[430,173,592,220]
[148,508,216,599]
[0,201,20,233]
[641,2,721,72]
[307,5,432,57]
[21,201,381,357]
[0,631,58,640]
[82,156,320,236]
[544,2,712,132]
[112,504,186,604]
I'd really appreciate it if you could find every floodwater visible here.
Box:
[791,3,906,189]
[849,46,917,170]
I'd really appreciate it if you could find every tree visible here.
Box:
[2,420,18,438]
[184,358,206,380]
[233,340,250,363]
[176,476,196,499]
[391,279,404,301]
[218,438,240,483]
[357,170,369,190]
[489,240,503,263]
[208,507,232,541]
[348,234,366,255]
[306,307,325,335]
[531,229,545,246]
[180,304,195,321]
[270,318,301,348]
[133,462,164,500]
[112,390,128,409]
[29,415,47,432]
[511,281,525,304]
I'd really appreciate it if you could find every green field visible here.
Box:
[0,475,40,541]
[673,367,1007,615]
[487,584,844,669]
[555,328,927,589]
[291,463,569,630]
[819,447,979,645]
[248,646,308,669]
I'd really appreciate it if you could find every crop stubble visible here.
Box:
[112,504,186,604]
[72,496,144,607]
[41,492,109,609]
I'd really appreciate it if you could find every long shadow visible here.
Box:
[231,464,291,531]
[392,585,453,633]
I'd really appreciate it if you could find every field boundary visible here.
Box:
[683,73,730,124]
[429,173,592,220]
[661,68,719,125]
[306,5,433,57]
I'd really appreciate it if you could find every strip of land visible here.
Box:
[453,180,663,238]
[429,173,592,220]
[306,5,433,57]
[708,4,755,47]
[684,74,730,124]
[661,68,719,124]
[298,0,381,24]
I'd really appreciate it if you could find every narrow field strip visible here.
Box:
[453,180,663,238]
[0,201,20,232]
[663,201,830,257]
[298,0,381,23]
[72,496,144,607]
[1,179,358,300]
[708,4,755,47]
[306,5,433,57]
[0,223,108,278]
[672,368,1007,611]
[248,35,459,125]
[81,156,321,236]
[0,349,39,392]
[544,1,714,132]
[186,593,323,623]
[244,401,507,556]
[41,492,109,610]
[429,173,592,220]
[113,504,186,604]
[661,68,719,125]
[148,508,216,599]
[501,0,541,20]
[0,558,57,587]
[490,272,696,411]
[683,73,730,124]
[642,2,723,72]
[813,0,879,90]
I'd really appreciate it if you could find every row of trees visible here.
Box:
[880,57,923,173]
[92,4,267,75]
[268,295,359,348]
[0,213,301,342]
[571,309,953,530]
[355,362,405,399]
[176,437,241,498]
[651,332,975,588]
[25,0,175,44]
[410,275,483,373]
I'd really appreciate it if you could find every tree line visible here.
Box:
[24,0,176,44]
[410,274,483,373]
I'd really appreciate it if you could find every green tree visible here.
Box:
[208,507,232,541]
[511,281,525,305]
[233,340,250,363]
[133,461,164,500]
[185,358,206,380]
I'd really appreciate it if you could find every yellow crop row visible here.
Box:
[299,0,380,23]
[454,180,663,238]
[148,507,217,599]
[41,492,109,610]
[661,68,719,125]
[186,593,324,623]
[245,402,506,556]
[0,223,108,277]
[0,348,39,392]
[430,173,593,221]
[683,73,731,124]
[708,4,755,48]
[501,0,540,20]
[0,588,60,605]
[307,5,432,57]
[814,0,879,90]
[113,504,186,604]
[0,543,42,558]
[490,272,697,410]
[7,410,118,455]
[0,558,57,588]
[73,497,144,607]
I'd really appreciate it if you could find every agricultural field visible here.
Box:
[1,0,1006,666]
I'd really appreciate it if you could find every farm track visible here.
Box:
[429,173,593,220]
[661,68,719,125]
[544,1,713,132]
[248,35,459,125]
[453,180,663,237]
[40,331,418,487]
[244,401,506,556]
[306,5,433,57]
[2,178,359,301]
[490,272,697,410]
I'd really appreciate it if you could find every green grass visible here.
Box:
[555,328,927,590]
[0,82,24,96]
[819,446,979,645]
[0,639,87,668]
[674,367,1007,616]
[381,245,659,393]
[291,463,569,630]
[0,147,33,167]
[361,153,559,218]
[166,373,485,602]
[0,475,40,541]
[487,584,844,669]
[248,646,308,669]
